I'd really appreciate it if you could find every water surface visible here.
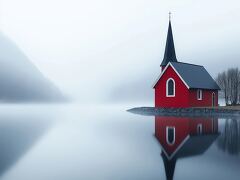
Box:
[0,104,239,180]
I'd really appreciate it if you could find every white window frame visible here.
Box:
[197,124,203,134]
[197,89,203,100]
[166,78,175,97]
[212,92,215,107]
[166,126,175,145]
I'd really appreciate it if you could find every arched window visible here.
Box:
[166,78,175,97]
[166,126,175,145]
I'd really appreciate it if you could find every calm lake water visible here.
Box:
[0,104,239,180]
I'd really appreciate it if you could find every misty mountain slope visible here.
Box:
[0,33,65,102]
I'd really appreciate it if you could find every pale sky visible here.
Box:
[0,0,240,102]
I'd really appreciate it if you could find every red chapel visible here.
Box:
[153,18,220,108]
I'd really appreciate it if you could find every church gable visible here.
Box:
[153,63,189,90]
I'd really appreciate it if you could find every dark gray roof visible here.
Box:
[176,134,219,158]
[171,62,221,90]
[161,21,178,66]
[161,134,219,180]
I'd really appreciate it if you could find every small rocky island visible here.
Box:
[128,106,240,117]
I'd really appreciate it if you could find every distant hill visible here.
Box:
[110,75,154,103]
[0,33,65,102]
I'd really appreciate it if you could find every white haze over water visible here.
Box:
[0,0,240,103]
[0,104,238,180]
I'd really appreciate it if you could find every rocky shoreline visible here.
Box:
[127,107,240,117]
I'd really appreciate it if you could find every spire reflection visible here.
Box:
[155,116,219,180]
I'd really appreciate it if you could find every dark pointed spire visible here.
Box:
[161,152,177,180]
[161,13,178,66]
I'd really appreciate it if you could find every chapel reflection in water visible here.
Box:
[155,116,219,180]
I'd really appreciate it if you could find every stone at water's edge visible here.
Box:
[127,107,240,117]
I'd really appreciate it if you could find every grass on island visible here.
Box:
[196,105,240,110]
[217,105,240,110]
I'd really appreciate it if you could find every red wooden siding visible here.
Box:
[154,65,218,108]
[155,116,218,157]
[155,66,189,108]
[155,117,190,155]
[189,89,218,107]
[188,117,218,134]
